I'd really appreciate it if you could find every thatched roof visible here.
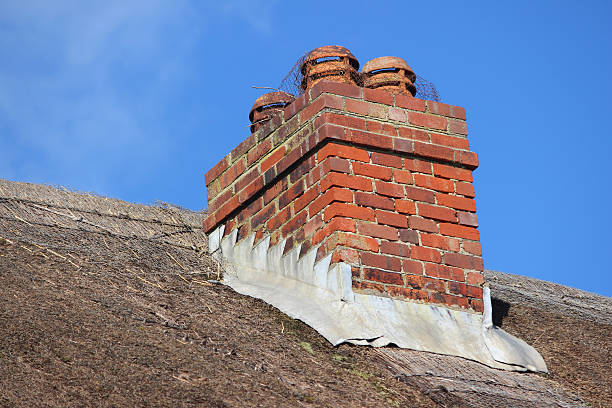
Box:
[0,179,609,407]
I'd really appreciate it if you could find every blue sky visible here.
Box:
[1,1,610,296]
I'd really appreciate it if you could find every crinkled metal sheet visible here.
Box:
[211,225,547,373]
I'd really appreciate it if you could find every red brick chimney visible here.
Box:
[202,46,546,372]
[204,52,483,313]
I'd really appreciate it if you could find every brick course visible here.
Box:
[204,81,484,313]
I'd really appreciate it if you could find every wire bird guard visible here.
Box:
[278,48,441,102]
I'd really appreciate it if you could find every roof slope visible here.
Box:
[0,179,608,407]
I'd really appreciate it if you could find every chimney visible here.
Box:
[203,46,546,372]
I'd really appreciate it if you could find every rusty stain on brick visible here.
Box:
[249,92,295,133]
[361,56,417,96]
[300,46,360,91]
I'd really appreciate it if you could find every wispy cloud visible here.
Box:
[0,0,203,193]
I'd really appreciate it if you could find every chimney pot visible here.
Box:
[300,45,360,91]
[362,56,417,96]
[249,92,295,133]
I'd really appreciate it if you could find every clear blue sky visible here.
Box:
[1,1,610,296]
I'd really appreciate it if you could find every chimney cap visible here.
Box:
[362,56,414,77]
[249,91,295,122]
[301,45,359,73]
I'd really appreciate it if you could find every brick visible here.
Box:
[346,99,386,119]
[438,294,470,309]
[324,203,375,222]
[411,246,441,263]
[439,223,480,240]
[216,194,240,221]
[376,209,408,228]
[364,268,403,285]
[448,119,468,135]
[230,134,256,162]
[358,222,398,240]
[313,217,357,245]
[426,101,451,117]
[407,112,447,130]
[304,214,323,237]
[395,94,426,111]
[290,155,316,184]
[463,241,482,256]
[420,233,460,252]
[458,150,479,169]
[347,129,393,150]
[310,80,362,100]
[403,158,432,174]
[315,112,367,131]
[467,285,483,299]
[219,158,246,190]
[436,193,476,212]
[467,271,485,286]
[387,286,428,301]
[283,93,306,121]
[408,216,438,233]
[371,152,402,168]
[309,187,353,216]
[399,229,419,244]
[251,202,276,229]
[331,248,360,265]
[433,163,473,182]
[366,120,397,136]
[470,299,484,313]
[355,192,395,210]
[266,206,290,231]
[364,87,394,105]
[398,127,429,142]
[427,101,466,120]
[261,146,286,173]
[205,156,229,185]
[321,172,373,193]
[320,156,351,175]
[202,213,216,233]
[425,263,465,282]
[283,235,295,254]
[395,199,416,215]
[457,211,478,227]
[444,253,483,271]
[402,258,423,274]
[405,186,435,203]
[353,162,393,180]
[393,138,414,154]
[417,203,457,223]
[414,174,454,193]
[361,252,402,272]
[247,138,272,165]
[278,180,304,210]
[210,188,233,212]
[388,107,406,122]
[353,281,385,293]
[327,232,379,252]
[317,143,369,163]
[380,241,410,257]
[448,281,468,296]
[282,210,308,236]
[294,184,320,213]
[393,169,413,184]
[263,178,288,205]
[455,181,475,198]
[413,142,454,162]
[238,177,264,204]
[275,145,304,175]
[430,133,469,150]
[300,94,343,124]
[376,181,404,198]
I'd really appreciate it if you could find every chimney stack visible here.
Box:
[202,46,547,373]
